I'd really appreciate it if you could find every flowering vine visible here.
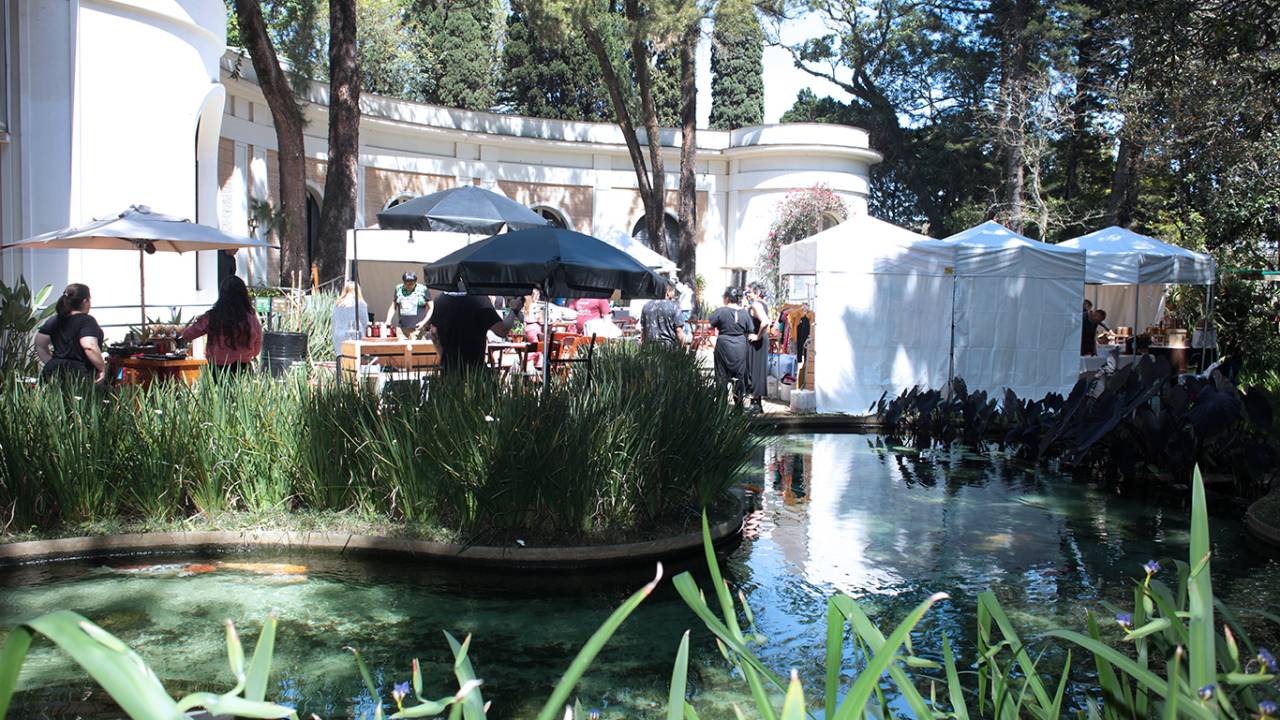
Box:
[758,184,847,301]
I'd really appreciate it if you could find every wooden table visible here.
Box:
[109,356,206,387]
[340,338,439,379]
[486,340,534,372]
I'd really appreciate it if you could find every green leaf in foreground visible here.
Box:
[779,670,807,720]
[833,591,949,720]
[667,631,691,720]
[245,613,278,703]
[4,610,182,719]
[1187,466,1216,691]
[534,563,664,720]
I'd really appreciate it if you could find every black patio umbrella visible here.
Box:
[376,185,551,234]
[422,227,670,383]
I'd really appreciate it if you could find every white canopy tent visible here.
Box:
[1059,226,1216,332]
[780,217,1085,414]
[942,221,1087,402]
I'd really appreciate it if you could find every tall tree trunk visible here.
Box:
[580,11,666,259]
[628,0,667,258]
[1106,134,1143,227]
[996,0,1031,233]
[233,0,308,285]
[1063,18,1097,202]
[580,23,654,204]
[317,0,360,287]
[676,20,698,282]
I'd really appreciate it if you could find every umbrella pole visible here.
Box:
[542,291,551,386]
[139,247,147,330]
[352,227,359,284]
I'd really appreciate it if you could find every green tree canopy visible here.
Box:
[497,6,615,121]
[411,0,501,110]
[709,0,764,130]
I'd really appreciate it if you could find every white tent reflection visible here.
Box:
[762,436,1077,602]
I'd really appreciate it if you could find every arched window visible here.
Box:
[630,213,680,258]
[532,206,568,229]
[820,212,842,232]
[384,193,416,211]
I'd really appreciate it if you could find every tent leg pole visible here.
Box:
[1134,284,1140,337]
[947,276,957,394]
[1202,282,1214,370]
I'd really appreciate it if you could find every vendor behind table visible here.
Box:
[386,271,432,339]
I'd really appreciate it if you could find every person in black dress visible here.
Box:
[745,281,771,413]
[708,287,752,408]
[34,283,106,384]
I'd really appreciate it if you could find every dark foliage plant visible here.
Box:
[873,355,1279,496]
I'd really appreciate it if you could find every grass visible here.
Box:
[0,344,755,545]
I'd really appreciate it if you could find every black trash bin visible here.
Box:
[261,331,308,377]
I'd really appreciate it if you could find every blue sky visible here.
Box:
[696,11,854,125]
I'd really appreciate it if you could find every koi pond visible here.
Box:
[2,433,1279,718]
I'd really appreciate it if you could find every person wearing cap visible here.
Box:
[386,271,432,339]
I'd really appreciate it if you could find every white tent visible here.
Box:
[780,217,1085,414]
[1059,226,1215,331]
[942,221,1087,402]
[1059,226,1215,285]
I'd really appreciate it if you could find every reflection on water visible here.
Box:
[2,433,1278,718]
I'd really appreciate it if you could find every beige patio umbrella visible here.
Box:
[2,205,277,326]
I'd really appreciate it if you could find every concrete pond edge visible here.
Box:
[1246,493,1280,549]
[750,413,883,433]
[0,494,746,571]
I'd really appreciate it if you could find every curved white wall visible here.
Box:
[220,61,882,304]
[3,0,226,335]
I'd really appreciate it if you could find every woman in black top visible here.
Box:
[745,282,771,413]
[708,287,752,408]
[35,283,106,383]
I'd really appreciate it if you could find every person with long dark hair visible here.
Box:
[708,287,752,408]
[181,275,262,376]
[34,283,106,383]
[745,281,772,413]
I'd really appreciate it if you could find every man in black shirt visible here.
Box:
[1081,308,1106,356]
[640,284,686,347]
[430,292,521,370]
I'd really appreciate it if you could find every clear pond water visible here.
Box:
[3,433,1279,718]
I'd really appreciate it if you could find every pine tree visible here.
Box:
[411,0,500,111]
[497,8,614,121]
[709,0,764,130]
[651,46,682,128]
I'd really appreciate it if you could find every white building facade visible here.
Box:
[0,0,226,333]
[1,1,880,335]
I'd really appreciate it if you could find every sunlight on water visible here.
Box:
[2,433,1278,718]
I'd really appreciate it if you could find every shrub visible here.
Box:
[0,278,54,383]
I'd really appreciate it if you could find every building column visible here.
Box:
[591,153,610,237]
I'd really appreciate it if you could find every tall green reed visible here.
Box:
[297,377,382,512]
[0,345,752,538]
